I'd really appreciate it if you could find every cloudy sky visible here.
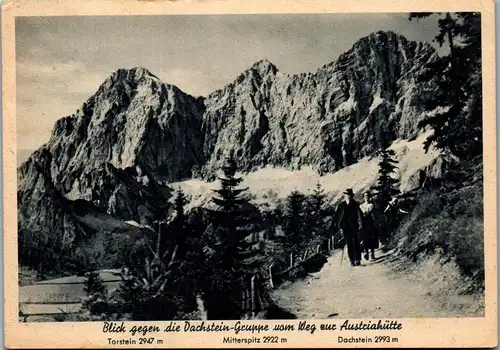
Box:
[16,13,446,161]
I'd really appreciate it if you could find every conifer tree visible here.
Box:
[311,182,325,217]
[304,182,328,238]
[203,154,259,320]
[210,155,255,268]
[409,12,482,159]
[173,188,188,221]
[117,229,195,320]
[282,190,307,254]
[116,189,200,320]
[372,148,400,211]
[170,188,189,258]
[82,271,108,314]
[169,188,203,315]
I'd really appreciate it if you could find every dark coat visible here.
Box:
[336,200,364,236]
[359,202,381,250]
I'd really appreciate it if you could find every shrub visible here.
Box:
[388,182,484,284]
[82,270,109,315]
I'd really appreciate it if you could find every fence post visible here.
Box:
[241,288,246,316]
[240,277,246,317]
[250,275,256,319]
[245,285,251,317]
[268,263,275,289]
[256,274,263,313]
[290,252,294,268]
[243,277,252,317]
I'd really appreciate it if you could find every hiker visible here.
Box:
[359,191,381,261]
[336,188,364,266]
[382,197,409,243]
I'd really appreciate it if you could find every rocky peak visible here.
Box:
[249,59,278,75]
[319,31,435,73]
[86,67,167,112]
[363,30,406,45]
[198,31,441,177]
[19,62,207,226]
[221,59,279,92]
[108,66,161,85]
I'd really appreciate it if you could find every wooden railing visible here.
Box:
[241,233,343,319]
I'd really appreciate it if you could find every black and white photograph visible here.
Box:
[15,12,486,325]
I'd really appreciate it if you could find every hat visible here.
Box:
[343,188,354,196]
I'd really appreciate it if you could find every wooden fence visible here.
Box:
[240,233,343,319]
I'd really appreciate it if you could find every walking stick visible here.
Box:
[340,244,345,266]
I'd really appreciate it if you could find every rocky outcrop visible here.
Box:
[17,148,86,255]
[18,67,198,221]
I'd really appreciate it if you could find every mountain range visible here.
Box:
[18,30,443,258]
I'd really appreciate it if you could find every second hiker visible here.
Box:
[359,190,381,261]
[382,196,409,243]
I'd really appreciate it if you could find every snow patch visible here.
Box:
[337,95,357,113]
[369,90,385,114]
[125,220,142,227]
[426,105,451,118]
[173,132,440,211]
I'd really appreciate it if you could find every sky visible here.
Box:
[16,13,447,161]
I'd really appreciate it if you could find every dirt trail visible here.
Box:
[270,248,483,319]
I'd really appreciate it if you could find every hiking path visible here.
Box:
[270,248,482,319]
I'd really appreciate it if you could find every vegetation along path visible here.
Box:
[270,247,483,319]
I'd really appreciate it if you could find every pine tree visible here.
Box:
[282,190,307,254]
[82,271,108,314]
[173,188,188,222]
[170,188,189,258]
[203,154,259,320]
[311,182,327,236]
[84,271,107,297]
[210,155,255,267]
[304,183,327,238]
[173,188,205,315]
[117,230,195,320]
[372,148,400,211]
[311,182,326,218]
[116,190,200,320]
[409,12,482,159]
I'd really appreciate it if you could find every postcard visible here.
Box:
[2,0,497,348]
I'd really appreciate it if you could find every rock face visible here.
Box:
[19,67,199,222]
[17,148,86,255]
[199,31,438,177]
[18,31,442,259]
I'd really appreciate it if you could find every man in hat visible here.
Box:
[336,189,364,266]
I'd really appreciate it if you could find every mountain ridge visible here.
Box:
[19,31,437,167]
[17,30,443,248]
